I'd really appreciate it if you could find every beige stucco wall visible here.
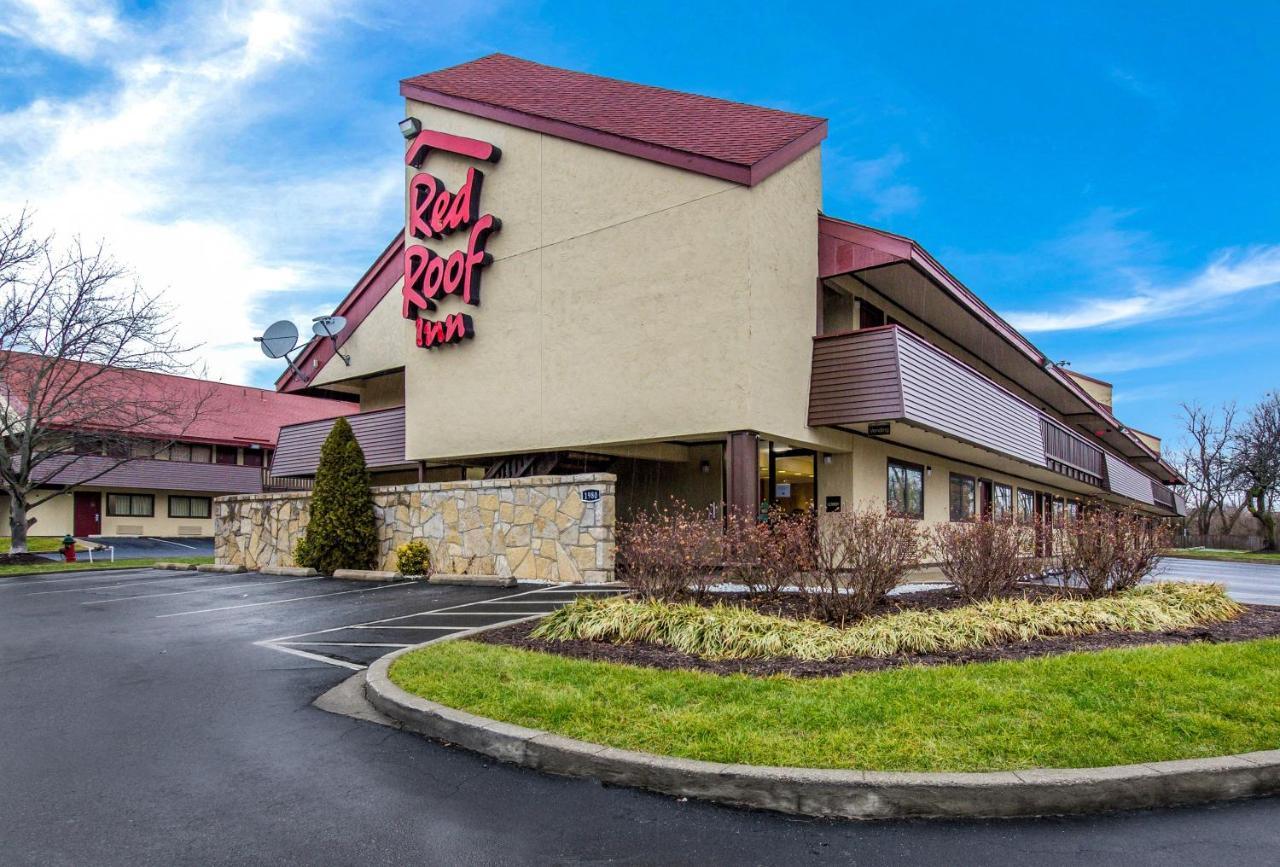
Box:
[1,488,219,538]
[312,103,849,463]
[214,473,616,582]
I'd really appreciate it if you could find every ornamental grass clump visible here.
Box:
[933,518,1043,600]
[293,417,378,575]
[531,581,1242,661]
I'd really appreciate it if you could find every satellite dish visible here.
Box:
[311,315,347,339]
[311,315,351,366]
[255,320,299,359]
[253,320,309,383]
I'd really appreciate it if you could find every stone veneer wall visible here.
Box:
[214,473,616,583]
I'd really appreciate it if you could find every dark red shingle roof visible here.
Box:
[400,54,826,185]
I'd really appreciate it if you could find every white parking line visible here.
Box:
[254,585,624,670]
[258,643,366,671]
[84,575,325,604]
[0,568,182,590]
[347,625,461,630]
[279,642,412,648]
[23,572,210,596]
[156,581,420,617]
[146,537,200,550]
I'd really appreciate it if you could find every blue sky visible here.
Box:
[1,1,1277,446]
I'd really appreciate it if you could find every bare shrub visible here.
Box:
[805,506,924,621]
[1058,506,1171,597]
[616,502,723,600]
[933,518,1042,600]
[721,507,815,596]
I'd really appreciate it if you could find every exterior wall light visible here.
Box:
[699,459,711,474]
[822,454,832,464]
[399,117,422,139]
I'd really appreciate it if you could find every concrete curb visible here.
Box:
[426,574,517,588]
[333,569,403,582]
[196,564,246,574]
[365,644,1280,819]
[153,561,199,571]
[259,565,319,577]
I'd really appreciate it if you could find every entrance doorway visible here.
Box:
[757,441,817,516]
[73,491,101,536]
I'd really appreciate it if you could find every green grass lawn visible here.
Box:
[1166,548,1280,564]
[390,638,1280,773]
[0,536,64,554]
[0,555,212,577]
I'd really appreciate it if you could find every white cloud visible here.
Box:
[0,0,124,60]
[0,0,403,384]
[1006,245,1280,332]
[828,145,921,218]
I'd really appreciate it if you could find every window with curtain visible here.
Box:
[107,493,154,517]
[168,496,212,519]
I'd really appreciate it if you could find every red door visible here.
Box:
[73,492,101,536]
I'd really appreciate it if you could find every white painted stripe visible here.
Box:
[279,642,412,648]
[23,572,210,596]
[254,641,366,671]
[347,625,461,630]
[382,610,559,616]
[83,575,325,604]
[156,580,420,617]
[145,537,199,550]
[0,568,175,589]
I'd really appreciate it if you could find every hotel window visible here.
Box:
[993,483,1013,520]
[1017,489,1036,523]
[189,444,213,463]
[1067,500,1080,521]
[107,493,154,517]
[887,459,924,519]
[167,443,192,462]
[1052,497,1066,526]
[168,496,212,519]
[242,449,264,468]
[949,473,977,521]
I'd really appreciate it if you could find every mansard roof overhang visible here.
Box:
[818,215,1185,486]
[276,233,405,395]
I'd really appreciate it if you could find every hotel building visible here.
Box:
[271,54,1186,547]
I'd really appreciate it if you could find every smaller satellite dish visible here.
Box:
[311,315,348,339]
[312,315,351,366]
[255,320,299,359]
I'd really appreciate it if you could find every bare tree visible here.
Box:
[1172,401,1243,537]
[0,210,213,554]
[1231,392,1280,551]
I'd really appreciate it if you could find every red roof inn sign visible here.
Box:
[401,129,503,349]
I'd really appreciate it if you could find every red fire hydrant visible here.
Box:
[62,534,77,562]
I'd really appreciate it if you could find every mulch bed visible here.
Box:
[0,552,57,566]
[475,587,1280,678]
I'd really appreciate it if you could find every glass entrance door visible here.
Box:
[757,441,817,517]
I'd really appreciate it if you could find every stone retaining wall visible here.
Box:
[214,473,616,583]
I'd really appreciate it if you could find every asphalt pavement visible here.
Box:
[1,565,1278,866]
[1155,556,1280,605]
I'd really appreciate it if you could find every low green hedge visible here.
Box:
[531,582,1243,661]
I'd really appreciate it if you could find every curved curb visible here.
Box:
[365,647,1280,820]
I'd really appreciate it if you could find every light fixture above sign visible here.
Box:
[400,126,503,351]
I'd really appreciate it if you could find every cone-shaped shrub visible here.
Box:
[294,416,377,574]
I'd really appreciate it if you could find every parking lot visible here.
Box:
[2,564,1278,865]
